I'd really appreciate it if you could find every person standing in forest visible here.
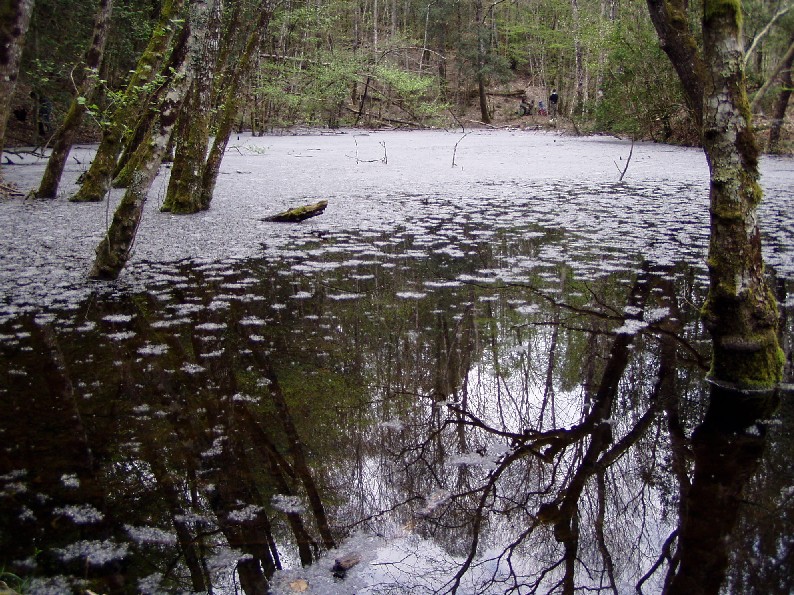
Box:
[517,95,532,116]
[549,89,559,118]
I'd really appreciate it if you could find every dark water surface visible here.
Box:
[1,131,792,594]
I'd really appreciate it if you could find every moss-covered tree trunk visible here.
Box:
[111,107,158,188]
[646,0,784,592]
[0,0,35,170]
[36,0,113,198]
[70,0,184,202]
[160,0,223,214]
[698,1,782,390]
[646,0,705,128]
[199,0,273,209]
[89,0,208,280]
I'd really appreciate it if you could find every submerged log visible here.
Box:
[265,200,328,222]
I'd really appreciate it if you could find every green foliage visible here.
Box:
[455,22,513,85]
[1,562,35,593]
[13,0,791,137]
[75,68,167,133]
[593,23,695,141]
[255,45,446,128]
[374,64,434,95]
[103,0,159,87]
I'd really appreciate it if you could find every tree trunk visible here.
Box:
[475,0,490,124]
[265,200,328,222]
[570,0,585,115]
[0,0,35,170]
[161,0,222,214]
[70,0,185,202]
[645,0,783,592]
[767,34,794,153]
[36,0,113,198]
[89,0,208,280]
[111,107,159,187]
[750,38,794,113]
[698,2,782,391]
[646,0,706,128]
[199,0,274,210]
[645,0,784,592]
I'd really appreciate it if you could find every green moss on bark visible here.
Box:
[704,0,742,27]
[709,338,785,389]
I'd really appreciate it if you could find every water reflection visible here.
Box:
[0,135,794,594]
[1,226,792,593]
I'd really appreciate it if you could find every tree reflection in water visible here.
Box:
[0,240,791,594]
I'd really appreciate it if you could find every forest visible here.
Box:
[2,0,793,152]
[0,0,792,594]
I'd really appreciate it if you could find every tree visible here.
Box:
[35,0,113,198]
[159,0,223,214]
[647,0,783,407]
[766,33,794,152]
[70,0,185,202]
[89,0,211,279]
[594,22,694,142]
[0,0,35,169]
[463,0,511,124]
[645,0,784,591]
[157,0,276,214]
[198,0,275,210]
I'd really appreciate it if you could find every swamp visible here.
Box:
[0,130,793,594]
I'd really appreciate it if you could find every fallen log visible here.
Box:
[332,552,361,578]
[264,200,328,222]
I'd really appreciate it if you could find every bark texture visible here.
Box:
[698,0,782,390]
[199,0,274,209]
[645,0,784,593]
[644,0,783,592]
[110,106,158,188]
[265,200,328,222]
[646,0,706,128]
[36,0,113,198]
[70,0,185,202]
[89,0,208,280]
[0,0,35,167]
[161,0,223,214]
[646,0,782,392]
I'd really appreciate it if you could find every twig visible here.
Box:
[744,3,793,66]
[613,139,634,181]
[0,181,26,198]
[452,131,471,168]
[467,119,498,129]
[346,137,389,164]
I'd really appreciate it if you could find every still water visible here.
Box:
[0,131,792,594]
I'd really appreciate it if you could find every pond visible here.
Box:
[0,130,792,594]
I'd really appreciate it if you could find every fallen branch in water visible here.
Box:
[0,180,26,198]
